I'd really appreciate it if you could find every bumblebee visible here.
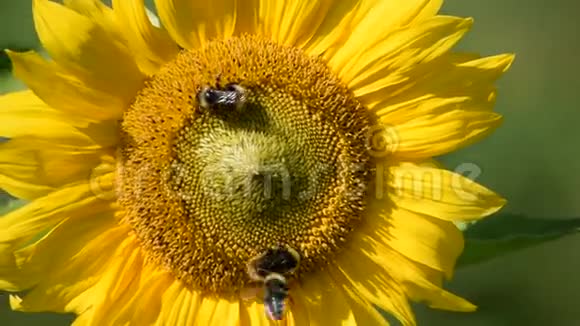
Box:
[246,245,301,321]
[197,83,247,111]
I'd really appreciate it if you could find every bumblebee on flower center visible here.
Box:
[118,35,376,294]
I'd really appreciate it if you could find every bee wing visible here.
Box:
[240,286,263,302]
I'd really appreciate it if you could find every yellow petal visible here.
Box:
[458,53,515,75]
[410,0,443,22]
[0,138,104,200]
[8,51,125,121]
[372,202,463,279]
[404,264,476,312]
[8,223,127,313]
[339,284,390,326]
[114,268,174,325]
[423,53,514,104]
[154,283,203,325]
[287,289,310,326]
[0,91,120,147]
[161,283,189,324]
[354,222,476,312]
[33,0,144,105]
[373,96,481,127]
[304,0,374,57]
[13,213,116,276]
[154,281,189,325]
[363,53,515,113]
[234,0,259,35]
[154,0,236,49]
[112,0,179,74]
[62,0,120,40]
[0,90,90,130]
[327,0,443,72]
[193,296,219,325]
[0,175,52,202]
[207,298,240,326]
[295,270,357,325]
[343,16,472,94]
[0,210,113,292]
[258,0,334,48]
[75,264,175,325]
[84,236,144,325]
[385,108,502,159]
[330,250,416,326]
[71,311,92,326]
[0,178,114,251]
[305,0,441,59]
[62,0,112,17]
[241,300,275,326]
[387,162,506,221]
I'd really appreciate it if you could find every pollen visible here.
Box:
[118,35,375,294]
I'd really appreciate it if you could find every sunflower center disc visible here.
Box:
[119,36,374,294]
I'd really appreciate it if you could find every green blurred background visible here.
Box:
[1,0,579,325]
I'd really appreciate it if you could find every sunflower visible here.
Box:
[0,0,513,325]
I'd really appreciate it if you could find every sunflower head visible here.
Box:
[119,35,376,293]
[0,0,512,325]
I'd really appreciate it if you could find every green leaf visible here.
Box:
[458,213,580,267]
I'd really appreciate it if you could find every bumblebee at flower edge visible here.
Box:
[246,244,301,321]
[0,0,513,325]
